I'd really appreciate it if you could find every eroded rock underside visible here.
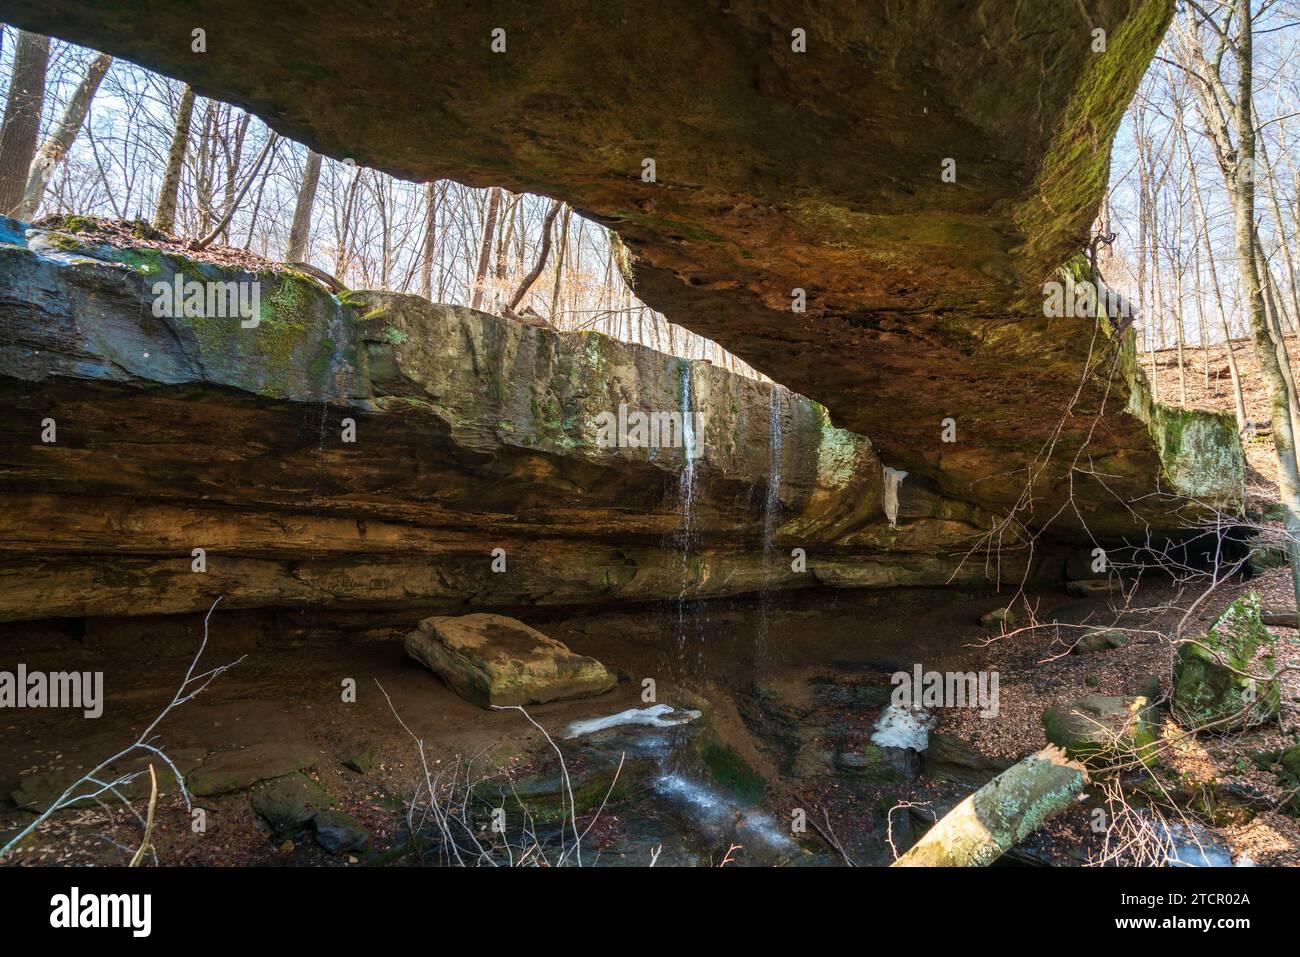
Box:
[0,221,1047,621]
[0,0,1244,532]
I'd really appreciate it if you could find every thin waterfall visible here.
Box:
[678,362,698,523]
[755,384,783,662]
[762,385,783,556]
[674,361,698,654]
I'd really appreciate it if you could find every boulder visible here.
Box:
[1172,593,1281,731]
[1066,579,1123,598]
[833,743,919,784]
[923,732,1013,788]
[404,613,616,708]
[342,744,376,775]
[1042,694,1160,767]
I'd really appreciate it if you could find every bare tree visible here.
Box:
[13,51,112,221]
[470,186,501,311]
[506,198,563,313]
[1177,0,1300,609]
[0,30,49,215]
[152,83,194,233]
[285,148,321,262]
[1171,69,1249,427]
[191,131,278,250]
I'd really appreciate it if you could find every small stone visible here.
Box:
[979,607,1017,629]
[278,840,294,854]
[1279,745,1300,780]
[1066,579,1122,598]
[312,810,371,855]
[343,743,376,774]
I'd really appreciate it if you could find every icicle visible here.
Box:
[882,465,908,528]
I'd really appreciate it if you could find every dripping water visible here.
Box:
[674,361,698,658]
[755,384,783,665]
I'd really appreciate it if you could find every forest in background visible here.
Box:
[0,24,766,378]
[1105,0,1299,421]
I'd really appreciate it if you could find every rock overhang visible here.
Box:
[0,0,1244,538]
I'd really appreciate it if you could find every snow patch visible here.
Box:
[870,703,932,751]
[564,704,700,739]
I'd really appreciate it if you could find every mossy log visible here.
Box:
[892,746,1087,867]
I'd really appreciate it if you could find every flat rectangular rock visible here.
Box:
[403,613,617,708]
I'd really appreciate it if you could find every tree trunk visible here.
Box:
[419,181,438,300]
[13,52,112,221]
[152,84,195,233]
[285,148,322,262]
[549,203,571,320]
[892,746,1087,866]
[0,31,49,216]
[1228,0,1300,612]
[506,199,563,313]
[1257,232,1300,444]
[470,187,501,311]
[1180,107,1247,426]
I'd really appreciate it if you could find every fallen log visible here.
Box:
[1261,610,1299,628]
[892,745,1087,867]
[287,260,348,294]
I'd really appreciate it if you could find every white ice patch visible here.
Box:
[563,704,701,739]
[870,703,933,751]
[882,466,908,529]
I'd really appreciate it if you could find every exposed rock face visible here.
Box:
[404,614,617,707]
[1172,594,1281,730]
[0,220,1050,621]
[0,0,1244,533]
